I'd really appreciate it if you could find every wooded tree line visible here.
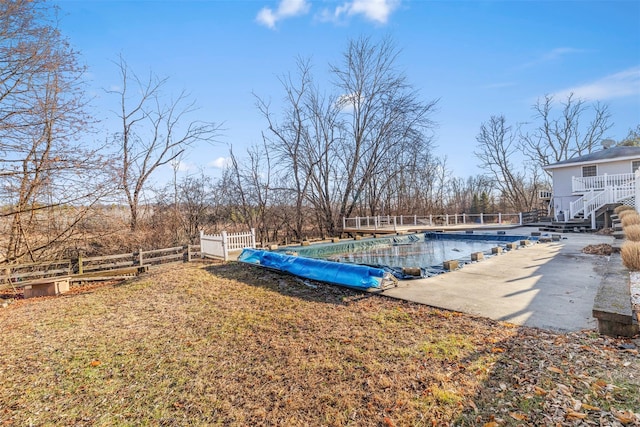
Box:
[0,0,637,263]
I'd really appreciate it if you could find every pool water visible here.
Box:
[328,238,502,269]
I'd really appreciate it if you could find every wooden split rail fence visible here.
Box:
[2,245,202,287]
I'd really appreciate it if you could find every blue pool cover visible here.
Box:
[238,248,392,290]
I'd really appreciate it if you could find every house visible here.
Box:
[542,146,640,229]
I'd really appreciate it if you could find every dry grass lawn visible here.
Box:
[1,262,638,426]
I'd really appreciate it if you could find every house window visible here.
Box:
[632,160,640,173]
[582,165,597,177]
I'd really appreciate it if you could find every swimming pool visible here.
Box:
[286,232,536,279]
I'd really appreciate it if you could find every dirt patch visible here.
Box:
[0,263,637,426]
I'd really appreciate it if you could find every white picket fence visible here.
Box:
[200,229,256,261]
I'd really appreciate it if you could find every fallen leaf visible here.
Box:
[581,403,600,411]
[482,422,498,427]
[491,347,505,353]
[90,360,101,367]
[383,416,395,427]
[509,412,528,421]
[547,366,564,374]
[611,408,637,425]
[533,386,548,396]
[566,410,587,420]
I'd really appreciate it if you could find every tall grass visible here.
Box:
[614,205,636,214]
[621,212,640,228]
[621,241,640,271]
[624,224,640,242]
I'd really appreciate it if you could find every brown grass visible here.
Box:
[621,212,640,228]
[624,224,640,241]
[0,263,638,426]
[614,205,636,214]
[622,241,640,271]
[618,208,639,218]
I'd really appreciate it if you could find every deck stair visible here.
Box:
[538,219,592,233]
[568,172,637,229]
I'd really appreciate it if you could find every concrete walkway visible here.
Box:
[381,227,614,332]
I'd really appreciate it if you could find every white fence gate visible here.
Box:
[200,229,256,261]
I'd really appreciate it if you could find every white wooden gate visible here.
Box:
[200,229,256,261]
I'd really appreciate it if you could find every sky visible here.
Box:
[54,0,640,184]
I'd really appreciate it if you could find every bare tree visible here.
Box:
[520,93,612,169]
[110,57,220,231]
[0,0,112,263]
[331,36,438,229]
[255,57,314,240]
[475,115,541,212]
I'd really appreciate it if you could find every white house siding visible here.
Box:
[550,158,640,220]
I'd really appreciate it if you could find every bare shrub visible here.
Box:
[621,241,640,271]
[614,205,636,214]
[624,224,640,242]
[621,212,640,228]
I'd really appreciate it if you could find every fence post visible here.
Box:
[463,213,466,224]
[78,254,83,275]
[414,215,417,225]
[250,228,256,249]
[342,216,346,230]
[186,245,192,263]
[480,213,484,224]
[519,212,523,225]
[221,231,228,261]
[139,248,144,266]
[429,215,433,226]
[393,216,397,232]
[498,212,502,224]
[400,215,403,226]
[445,214,449,226]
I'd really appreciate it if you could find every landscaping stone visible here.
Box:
[592,253,639,337]
[443,260,459,271]
[491,247,503,254]
[23,277,70,299]
[552,234,561,241]
[471,252,484,261]
[506,242,518,250]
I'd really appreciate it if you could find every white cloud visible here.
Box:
[550,66,640,101]
[169,159,193,172]
[209,156,232,169]
[256,0,311,29]
[330,0,400,24]
[518,47,586,70]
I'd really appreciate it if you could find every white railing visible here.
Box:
[636,169,640,212]
[342,213,524,230]
[200,229,256,261]
[572,173,635,193]
[568,183,636,228]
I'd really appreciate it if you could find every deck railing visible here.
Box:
[572,173,635,193]
[342,213,525,231]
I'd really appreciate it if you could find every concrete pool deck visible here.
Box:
[381,226,615,332]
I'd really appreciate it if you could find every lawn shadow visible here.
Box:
[204,261,379,306]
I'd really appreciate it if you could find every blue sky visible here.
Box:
[55,0,640,182]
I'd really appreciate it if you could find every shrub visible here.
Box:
[614,205,636,214]
[621,213,640,228]
[621,241,640,271]
[625,224,640,241]
[618,209,639,219]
